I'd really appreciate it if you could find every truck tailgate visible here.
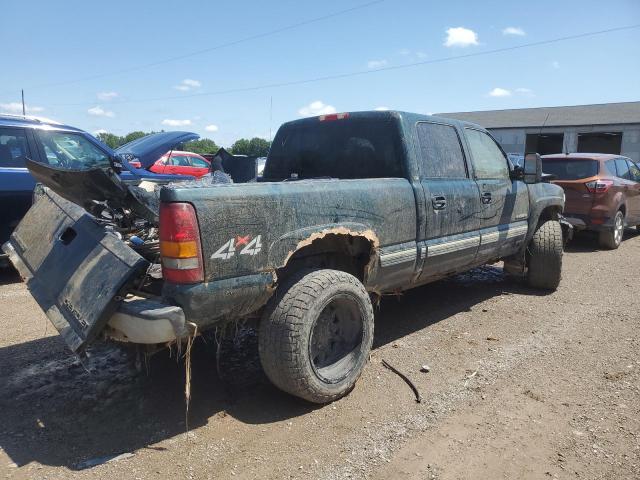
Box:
[2,190,148,352]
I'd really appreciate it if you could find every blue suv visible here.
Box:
[0,114,199,261]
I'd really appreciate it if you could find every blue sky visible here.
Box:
[1,0,639,146]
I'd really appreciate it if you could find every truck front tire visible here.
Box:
[259,269,374,404]
[527,219,563,290]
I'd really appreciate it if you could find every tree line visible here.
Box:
[95,131,271,157]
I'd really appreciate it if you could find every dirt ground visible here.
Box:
[1,231,639,480]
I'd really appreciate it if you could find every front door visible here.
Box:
[415,121,483,280]
[463,128,530,261]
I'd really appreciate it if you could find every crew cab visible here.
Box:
[3,111,567,404]
[0,113,199,263]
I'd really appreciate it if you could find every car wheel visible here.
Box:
[259,269,374,404]
[599,210,624,250]
[527,219,563,290]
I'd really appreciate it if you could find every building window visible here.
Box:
[577,132,622,155]
[525,133,564,156]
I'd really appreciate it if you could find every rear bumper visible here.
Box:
[106,296,189,344]
[564,213,613,232]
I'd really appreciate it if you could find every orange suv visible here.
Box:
[541,153,640,249]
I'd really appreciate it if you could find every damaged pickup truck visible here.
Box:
[4,111,568,404]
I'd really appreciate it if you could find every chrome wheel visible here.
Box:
[613,212,624,246]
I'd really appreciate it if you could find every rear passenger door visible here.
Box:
[623,159,640,224]
[464,128,530,262]
[415,121,482,280]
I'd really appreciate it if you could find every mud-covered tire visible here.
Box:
[527,219,563,290]
[599,210,624,250]
[258,269,374,404]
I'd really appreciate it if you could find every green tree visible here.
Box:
[183,138,219,155]
[95,132,123,149]
[230,137,271,157]
[122,131,148,145]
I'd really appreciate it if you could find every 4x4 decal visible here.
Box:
[211,235,262,260]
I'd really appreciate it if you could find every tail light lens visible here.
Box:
[319,112,349,121]
[159,202,204,284]
[585,179,613,194]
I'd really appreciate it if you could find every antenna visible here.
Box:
[21,89,26,116]
[269,96,273,142]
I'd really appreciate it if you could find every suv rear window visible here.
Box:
[541,158,599,180]
[265,118,404,180]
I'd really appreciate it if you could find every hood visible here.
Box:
[25,159,158,222]
[115,131,199,169]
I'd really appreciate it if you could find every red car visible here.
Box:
[148,151,210,178]
[542,153,640,249]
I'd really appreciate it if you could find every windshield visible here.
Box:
[37,130,111,170]
[264,118,404,180]
[542,159,599,180]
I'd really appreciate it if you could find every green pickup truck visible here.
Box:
[3,110,568,403]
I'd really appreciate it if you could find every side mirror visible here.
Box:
[523,152,543,184]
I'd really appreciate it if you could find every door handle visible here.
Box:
[481,192,492,204]
[432,195,447,210]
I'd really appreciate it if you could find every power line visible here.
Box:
[13,0,386,93]
[50,23,640,107]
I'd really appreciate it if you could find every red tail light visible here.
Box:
[585,179,613,194]
[159,202,204,284]
[319,112,349,121]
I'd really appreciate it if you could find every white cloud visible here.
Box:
[416,51,428,59]
[298,100,337,117]
[399,49,411,56]
[502,26,525,36]
[93,129,108,135]
[367,59,388,69]
[374,106,389,111]
[87,105,115,117]
[97,91,118,101]
[0,102,44,114]
[173,79,202,91]
[204,124,219,132]
[161,119,192,127]
[551,60,560,69]
[444,27,479,47]
[515,87,534,96]
[488,87,512,97]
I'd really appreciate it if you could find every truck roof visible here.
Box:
[278,110,486,131]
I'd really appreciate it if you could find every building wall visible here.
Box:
[490,124,640,162]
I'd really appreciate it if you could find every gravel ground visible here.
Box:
[0,231,639,480]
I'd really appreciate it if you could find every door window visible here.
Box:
[604,159,618,177]
[167,155,189,166]
[415,123,467,178]
[0,128,30,168]
[628,161,640,182]
[615,158,631,180]
[36,130,110,169]
[189,156,209,168]
[465,129,509,179]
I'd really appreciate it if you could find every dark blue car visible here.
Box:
[0,114,198,261]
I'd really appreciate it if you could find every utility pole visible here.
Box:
[21,89,26,116]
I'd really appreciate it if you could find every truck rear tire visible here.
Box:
[599,210,624,250]
[259,269,374,404]
[527,219,563,290]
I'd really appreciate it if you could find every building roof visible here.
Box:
[437,101,640,129]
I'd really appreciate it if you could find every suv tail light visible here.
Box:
[159,202,204,284]
[585,179,613,194]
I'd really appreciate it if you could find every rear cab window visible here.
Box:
[265,117,405,180]
[541,158,599,180]
[0,127,30,168]
[415,122,468,178]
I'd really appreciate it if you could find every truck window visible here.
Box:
[415,122,467,178]
[265,118,404,180]
[465,129,509,180]
[0,127,30,168]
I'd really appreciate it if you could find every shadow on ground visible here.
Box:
[0,265,542,470]
[564,229,639,254]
